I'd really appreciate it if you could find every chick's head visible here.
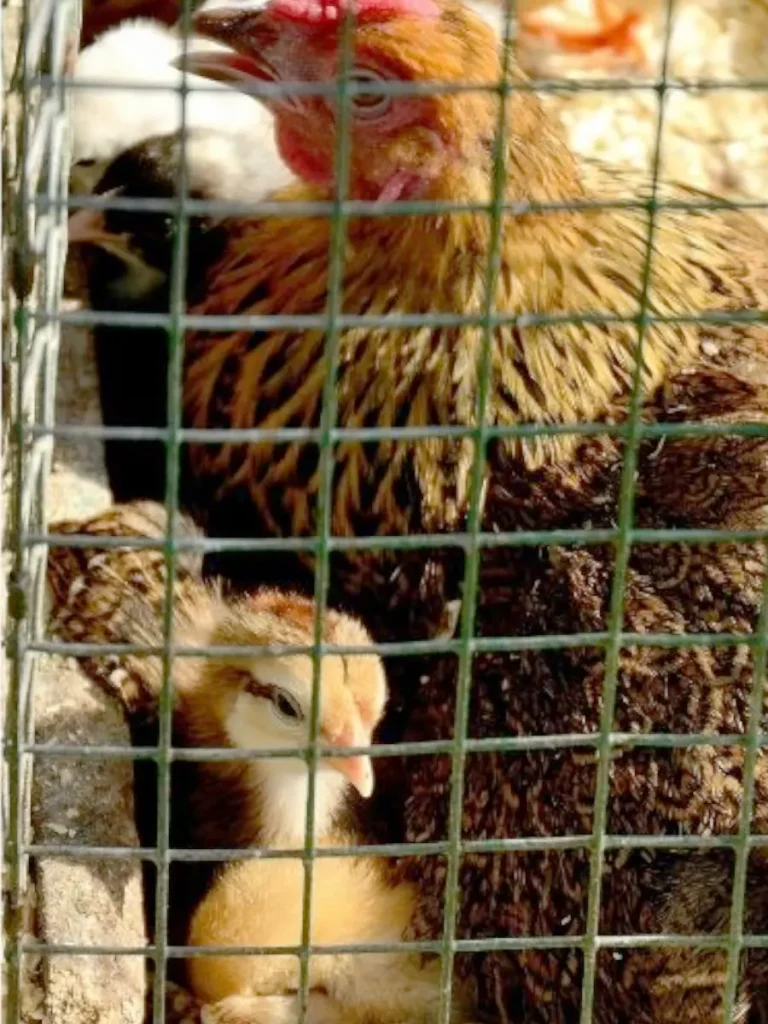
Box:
[184,0,508,202]
[184,589,387,799]
[68,131,227,310]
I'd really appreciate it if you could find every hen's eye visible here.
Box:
[347,68,391,120]
[272,688,304,723]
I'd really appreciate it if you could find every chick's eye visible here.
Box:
[347,68,391,120]
[272,688,304,724]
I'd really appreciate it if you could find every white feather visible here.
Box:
[182,126,295,202]
[71,19,284,181]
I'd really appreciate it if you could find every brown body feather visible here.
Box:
[380,342,768,1024]
[46,500,206,716]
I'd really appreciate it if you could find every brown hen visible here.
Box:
[118,0,768,1019]
[180,0,765,602]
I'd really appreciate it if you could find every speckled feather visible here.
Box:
[374,338,768,1024]
[46,500,206,717]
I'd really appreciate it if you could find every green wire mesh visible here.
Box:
[4,0,768,1021]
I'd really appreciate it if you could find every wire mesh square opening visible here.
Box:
[4,0,768,1023]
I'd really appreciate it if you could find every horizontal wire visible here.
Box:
[18,729,768,763]
[27,625,768,659]
[26,419,768,445]
[27,522,768,557]
[37,73,768,97]
[32,307,768,332]
[25,630,768,660]
[24,832,768,864]
[46,192,768,218]
[20,933,768,959]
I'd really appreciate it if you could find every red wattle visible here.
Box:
[376,170,424,203]
[276,121,334,188]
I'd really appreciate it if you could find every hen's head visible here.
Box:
[183,0,514,202]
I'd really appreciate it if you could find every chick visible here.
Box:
[47,502,468,1024]
[68,126,292,504]
[176,602,460,1024]
[159,1,768,1020]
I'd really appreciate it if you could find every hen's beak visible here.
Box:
[325,725,375,799]
[173,7,277,92]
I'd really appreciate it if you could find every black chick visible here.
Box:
[69,126,290,504]
[69,130,224,504]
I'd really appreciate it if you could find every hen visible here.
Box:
[120,0,768,1019]
[180,0,765,608]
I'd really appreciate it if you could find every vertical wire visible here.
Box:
[151,1,192,1019]
[18,6,74,998]
[720,594,768,1005]
[298,11,356,1021]
[577,1,677,1021]
[720,567,768,1019]
[5,0,35,1018]
[18,0,48,865]
[5,0,79,1012]
[1,20,7,1006]
[436,0,517,1018]
[35,0,71,638]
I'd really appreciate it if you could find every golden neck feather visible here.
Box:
[186,107,723,537]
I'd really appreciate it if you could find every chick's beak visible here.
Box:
[325,726,375,799]
[68,206,111,246]
[67,189,123,248]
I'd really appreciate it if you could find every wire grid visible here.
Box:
[3,0,80,1019]
[4,0,768,1021]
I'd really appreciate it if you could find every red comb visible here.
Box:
[269,0,439,27]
